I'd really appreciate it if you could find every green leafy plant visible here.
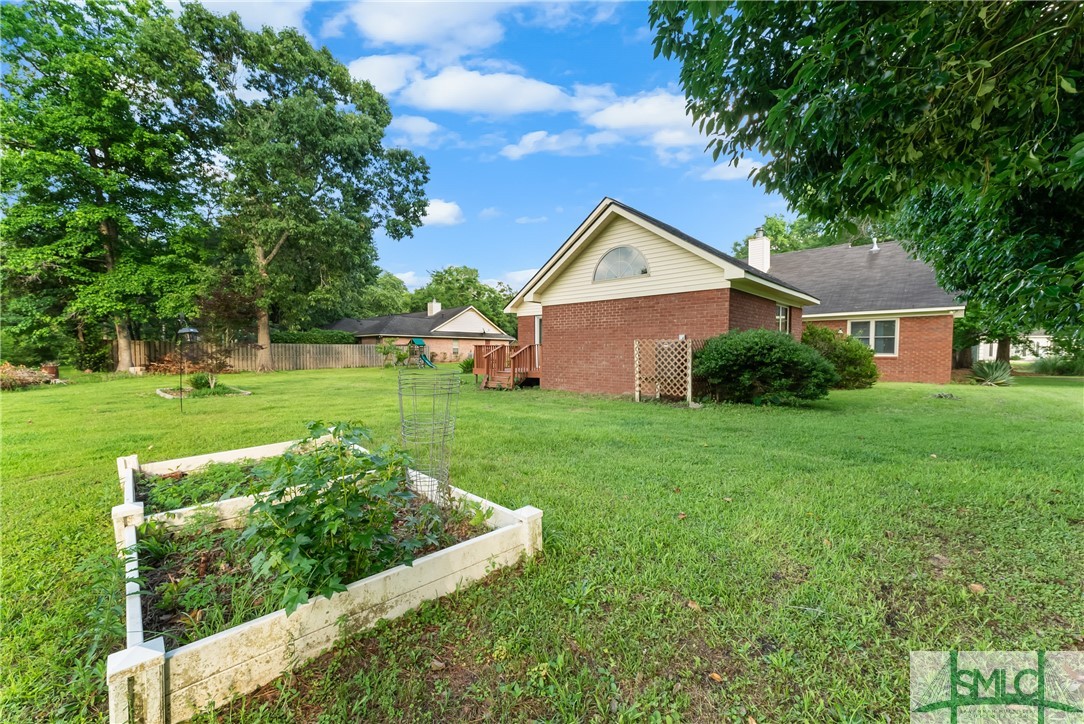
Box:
[459,356,475,373]
[188,372,211,389]
[243,421,445,614]
[801,325,879,389]
[1031,355,1084,376]
[693,329,839,405]
[142,461,268,513]
[270,330,356,345]
[971,360,1014,386]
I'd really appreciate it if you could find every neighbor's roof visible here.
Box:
[326,306,514,340]
[767,242,963,316]
[506,197,819,311]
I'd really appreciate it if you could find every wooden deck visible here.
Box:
[473,344,541,389]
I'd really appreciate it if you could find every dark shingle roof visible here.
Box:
[326,306,514,340]
[766,242,962,315]
[608,199,815,298]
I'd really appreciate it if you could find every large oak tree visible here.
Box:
[651,1,1083,336]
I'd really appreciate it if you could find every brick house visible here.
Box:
[766,243,964,384]
[504,198,963,394]
[327,301,513,362]
[503,198,820,395]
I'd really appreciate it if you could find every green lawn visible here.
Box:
[2,369,1082,721]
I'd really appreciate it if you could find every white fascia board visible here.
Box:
[731,273,820,307]
[803,305,966,319]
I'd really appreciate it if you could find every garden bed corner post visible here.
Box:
[106,636,167,724]
[516,505,544,556]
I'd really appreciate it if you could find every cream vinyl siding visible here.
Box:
[516,302,542,317]
[434,308,504,335]
[537,217,729,305]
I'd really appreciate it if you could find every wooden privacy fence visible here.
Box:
[114,341,383,372]
[633,338,706,405]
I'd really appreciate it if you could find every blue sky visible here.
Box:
[205,1,787,291]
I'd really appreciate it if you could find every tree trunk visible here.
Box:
[954,345,973,369]
[114,319,134,372]
[256,307,273,372]
[996,337,1012,363]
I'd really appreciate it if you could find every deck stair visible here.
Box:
[474,343,541,389]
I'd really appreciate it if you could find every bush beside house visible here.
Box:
[269,330,356,345]
[693,329,839,405]
[801,325,879,389]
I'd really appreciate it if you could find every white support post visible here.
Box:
[686,339,693,406]
[634,340,641,403]
[515,506,544,557]
[111,502,144,549]
[107,637,166,724]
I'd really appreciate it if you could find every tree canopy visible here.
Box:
[652,1,1083,336]
[1,0,217,369]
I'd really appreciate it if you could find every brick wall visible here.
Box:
[807,315,954,384]
[517,315,536,346]
[543,289,732,394]
[728,290,803,341]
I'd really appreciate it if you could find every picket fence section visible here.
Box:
[113,341,383,372]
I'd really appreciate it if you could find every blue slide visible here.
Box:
[420,353,436,368]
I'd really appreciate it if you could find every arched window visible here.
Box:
[594,246,649,281]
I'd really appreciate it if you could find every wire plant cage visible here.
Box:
[397,370,461,503]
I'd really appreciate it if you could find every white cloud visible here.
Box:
[515,216,548,224]
[700,158,762,181]
[500,129,620,160]
[388,115,452,148]
[503,268,538,286]
[584,90,708,162]
[421,199,466,226]
[330,1,509,61]
[479,207,502,220]
[347,54,422,96]
[394,271,428,290]
[400,66,570,115]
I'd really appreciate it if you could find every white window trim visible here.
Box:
[592,245,651,283]
[848,318,899,358]
[776,305,790,334]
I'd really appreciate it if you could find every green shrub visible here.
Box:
[971,360,1014,386]
[244,422,447,614]
[459,356,474,373]
[188,372,211,389]
[693,329,839,405]
[67,339,114,372]
[801,325,879,389]
[1031,355,1084,376]
[269,330,356,345]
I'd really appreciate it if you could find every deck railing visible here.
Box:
[509,343,541,381]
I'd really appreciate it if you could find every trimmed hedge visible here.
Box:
[269,330,356,345]
[693,329,839,405]
[801,324,879,389]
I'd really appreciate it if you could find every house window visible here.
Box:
[594,246,649,281]
[452,339,459,356]
[849,319,898,356]
[776,305,790,333]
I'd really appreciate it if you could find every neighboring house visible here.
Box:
[327,301,513,362]
[505,197,965,394]
[766,242,965,384]
[504,198,820,395]
[976,332,1053,362]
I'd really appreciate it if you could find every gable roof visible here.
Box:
[767,242,963,316]
[326,305,514,341]
[506,197,819,312]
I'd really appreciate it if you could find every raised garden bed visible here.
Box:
[107,429,542,724]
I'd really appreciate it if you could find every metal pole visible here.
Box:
[179,339,184,415]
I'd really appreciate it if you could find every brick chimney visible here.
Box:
[748,226,771,272]
[427,299,442,316]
